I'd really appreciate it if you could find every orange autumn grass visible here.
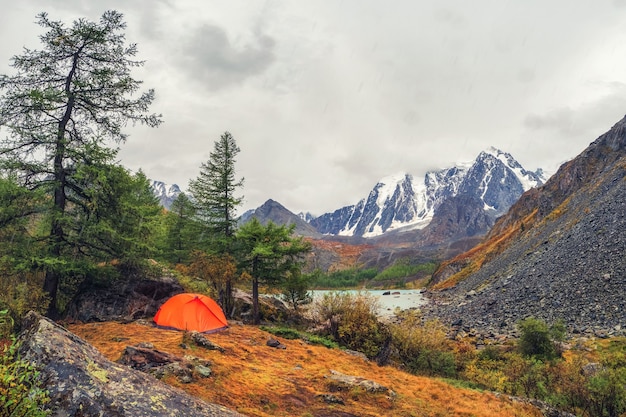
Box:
[69,321,540,417]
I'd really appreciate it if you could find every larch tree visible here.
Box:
[188,131,244,315]
[188,131,244,248]
[0,11,162,316]
[235,218,311,324]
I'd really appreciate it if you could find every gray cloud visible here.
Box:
[524,108,575,134]
[180,24,276,90]
[3,1,626,215]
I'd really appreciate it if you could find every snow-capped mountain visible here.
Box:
[298,211,315,223]
[310,148,545,238]
[150,180,182,209]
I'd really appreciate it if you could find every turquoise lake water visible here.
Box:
[309,289,427,317]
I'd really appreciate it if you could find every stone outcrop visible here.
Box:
[231,288,292,323]
[325,370,396,397]
[65,275,183,322]
[17,311,243,417]
[118,344,214,384]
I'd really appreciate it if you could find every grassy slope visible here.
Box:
[69,322,540,417]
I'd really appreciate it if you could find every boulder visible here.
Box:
[325,370,396,397]
[231,288,291,323]
[117,343,215,384]
[188,331,225,352]
[266,338,287,349]
[17,311,243,417]
[65,276,184,322]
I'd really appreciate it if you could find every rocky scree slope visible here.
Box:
[426,115,626,337]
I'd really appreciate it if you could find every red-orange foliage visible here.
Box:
[307,238,375,272]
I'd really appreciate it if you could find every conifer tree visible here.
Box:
[0,11,162,316]
[188,132,244,316]
[188,131,244,247]
[164,192,199,264]
[235,218,311,324]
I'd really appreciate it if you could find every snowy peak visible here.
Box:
[298,211,315,223]
[311,148,545,238]
[150,180,182,209]
[311,173,429,237]
[479,147,544,191]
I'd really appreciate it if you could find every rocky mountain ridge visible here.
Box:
[425,115,626,337]
[310,147,544,238]
[238,148,544,240]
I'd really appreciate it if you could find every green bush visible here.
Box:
[405,349,457,378]
[390,310,457,377]
[310,292,389,359]
[586,367,626,417]
[0,312,50,416]
[517,317,564,361]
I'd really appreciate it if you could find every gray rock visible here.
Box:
[65,276,183,323]
[189,331,225,352]
[266,338,286,349]
[317,393,345,405]
[195,364,212,378]
[326,370,396,397]
[17,311,243,417]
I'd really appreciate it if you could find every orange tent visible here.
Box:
[154,293,228,333]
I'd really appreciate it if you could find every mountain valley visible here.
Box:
[152,120,625,338]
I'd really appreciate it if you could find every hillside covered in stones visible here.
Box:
[425,115,626,337]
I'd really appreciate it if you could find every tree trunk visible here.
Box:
[252,276,260,325]
[42,50,79,317]
[224,279,233,319]
[43,270,60,319]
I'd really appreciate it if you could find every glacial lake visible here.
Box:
[309,289,428,317]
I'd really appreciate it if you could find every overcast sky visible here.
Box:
[2,1,626,215]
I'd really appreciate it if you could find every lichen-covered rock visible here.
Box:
[18,311,244,417]
[325,370,396,397]
[189,331,225,352]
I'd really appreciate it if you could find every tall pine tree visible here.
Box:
[188,131,244,317]
[188,131,244,249]
[0,11,162,316]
